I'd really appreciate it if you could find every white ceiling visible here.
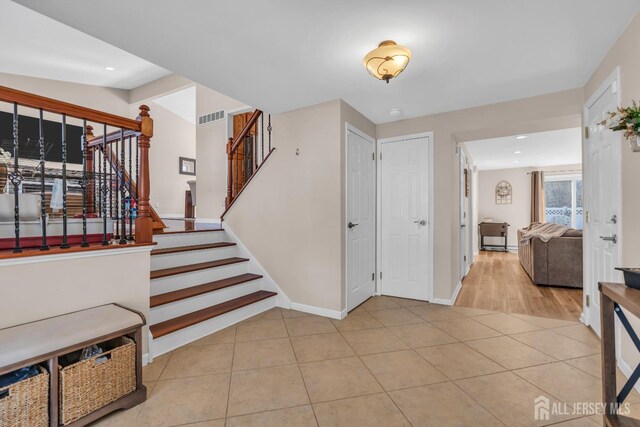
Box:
[151,86,196,124]
[464,128,582,171]
[0,0,170,89]
[12,0,640,123]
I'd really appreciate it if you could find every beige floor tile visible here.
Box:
[160,344,233,380]
[457,371,575,426]
[430,317,503,341]
[280,308,313,318]
[226,405,317,427]
[552,324,601,347]
[236,318,288,342]
[187,326,236,346]
[466,336,557,369]
[510,313,579,329]
[227,364,309,416]
[243,307,284,322]
[473,313,543,334]
[547,417,600,426]
[368,307,425,326]
[360,349,447,390]
[331,311,383,332]
[511,330,600,360]
[360,296,402,311]
[389,322,458,348]
[387,296,431,308]
[451,305,498,317]
[284,316,338,336]
[137,374,229,426]
[299,356,383,402]
[143,353,171,382]
[91,406,143,426]
[180,420,226,427]
[314,393,409,427]
[390,382,504,426]
[514,362,602,406]
[233,337,296,371]
[417,342,505,380]
[408,305,466,321]
[342,328,409,355]
[291,333,355,363]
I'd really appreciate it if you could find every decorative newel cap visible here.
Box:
[139,105,150,117]
[86,125,94,136]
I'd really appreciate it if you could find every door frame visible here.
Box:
[376,131,435,301]
[344,123,377,312]
[458,145,473,279]
[582,66,622,329]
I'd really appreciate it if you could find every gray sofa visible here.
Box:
[517,227,583,288]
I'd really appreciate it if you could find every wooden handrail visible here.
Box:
[0,85,141,131]
[230,109,262,153]
[87,129,138,147]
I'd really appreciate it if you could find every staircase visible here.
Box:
[148,226,278,356]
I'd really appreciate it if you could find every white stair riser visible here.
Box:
[153,231,228,249]
[150,297,277,357]
[151,246,239,270]
[150,279,263,324]
[151,262,249,296]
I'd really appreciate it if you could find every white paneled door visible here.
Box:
[584,71,622,336]
[380,135,431,300]
[347,128,376,311]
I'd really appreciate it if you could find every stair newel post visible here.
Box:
[226,137,234,208]
[85,125,95,214]
[135,105,153,244]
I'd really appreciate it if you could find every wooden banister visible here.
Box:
[0,86,141,131]
[230,109,262,152]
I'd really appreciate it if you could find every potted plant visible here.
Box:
[0,148,10,193]
[601,100,640,152]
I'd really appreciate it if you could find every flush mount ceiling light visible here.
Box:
[515,135,527,140]
[363,40,412,83]
[104,66,115,71]
[513,150,523,154]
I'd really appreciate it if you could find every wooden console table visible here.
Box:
[0,304,146,427]
[600,282,640,426]
[478,222,509,252]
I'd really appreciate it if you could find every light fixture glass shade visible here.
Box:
[363,40,412,83]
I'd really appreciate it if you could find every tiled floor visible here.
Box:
[95,297,637,427]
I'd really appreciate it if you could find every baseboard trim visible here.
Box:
[288,301,346,320]
[143,353,149,367]
[432,281,463,306]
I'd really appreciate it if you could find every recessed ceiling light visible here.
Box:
[513,150,523,154]
[513,160,520,163]
[389,108,401,117]
[515,135,527,140]
[105,66,115,71]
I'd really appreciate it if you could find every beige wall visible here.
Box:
[0,248,152,354]
[376,89,583,300]
[584,12,640,377]
[195,84,247,219]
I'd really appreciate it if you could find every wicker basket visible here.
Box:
[59,336,136,425]
[0,365,49,427]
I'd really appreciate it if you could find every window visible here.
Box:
[544,174,582,229]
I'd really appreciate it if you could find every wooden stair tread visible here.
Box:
[150,273,263,308]
[151,242,235,256]
[150,291,277,338]
[150,257,249,279]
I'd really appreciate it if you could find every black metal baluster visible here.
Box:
[114,137,120,239]
[80,120,89,247]
[267,114,272,152]
[261,114,264,163]
[128,136,133,240]
[60,114,70,248]
[135,136,139,201]
[38,109,48,250]
[109,139,113,219]
[10,103,22,253]
[119,129,127,244]
[97,144,102,218]
[102,124,108,245]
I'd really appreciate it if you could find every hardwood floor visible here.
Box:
[455,251,583,321]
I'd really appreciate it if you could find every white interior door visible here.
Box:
[347,128,376,311]
[459,148,472,278]
[584,71,622,336]
[380,134,431,300]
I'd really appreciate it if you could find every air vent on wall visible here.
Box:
[198,110,225,125]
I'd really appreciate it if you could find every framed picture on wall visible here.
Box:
[179,157,196,176]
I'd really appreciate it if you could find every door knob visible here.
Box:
[348,222,359,229]
[414,220,427,226]
[600,234,617,244]
[460,224,466,229]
